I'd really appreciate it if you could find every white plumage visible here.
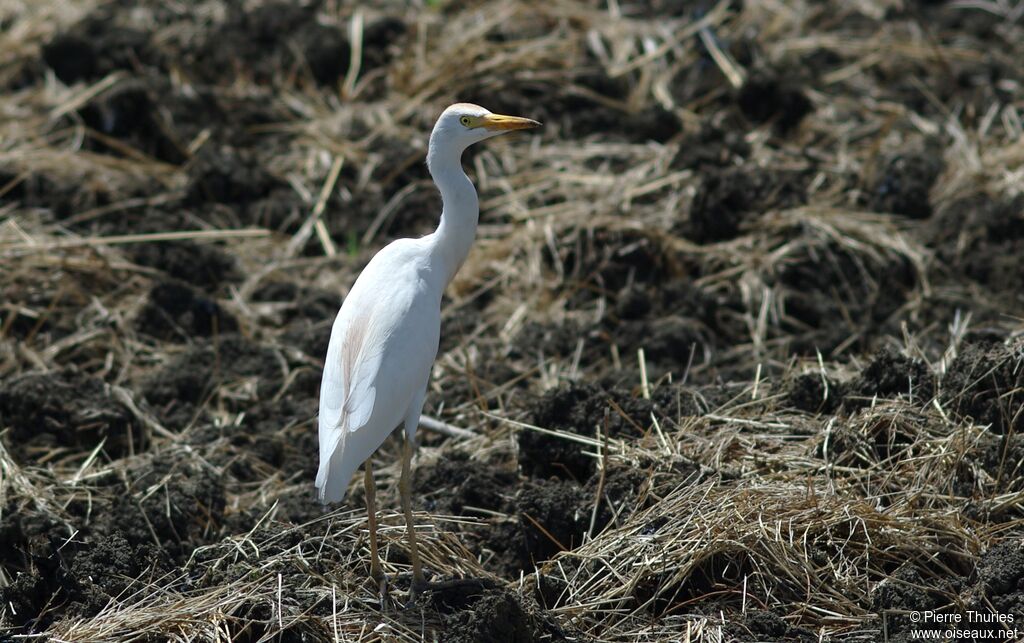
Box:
[316,237,439,503]
[314,103,539,593]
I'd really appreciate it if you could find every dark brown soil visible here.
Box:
[130,241,240,291]
[943,340,1024,436]
[140,334,285,430]
[0,370,143,462]
[411,382,676,579]
[735,68,814,134]
[686,164,809,243]
[868,148,945,219]
[726,609,818,642]
[414,452,595,577]
[928,194,1024,302]
[785,372,843,414]
[872,540,1024,642]
[440,587,564,643]
[853,346,935,404]
[135,280,240,342]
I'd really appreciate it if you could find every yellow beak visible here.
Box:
[480,113,542,131]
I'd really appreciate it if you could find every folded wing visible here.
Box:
[316,312,383,503]
[314,237,442,505]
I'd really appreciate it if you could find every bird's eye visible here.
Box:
[460,116,472,127]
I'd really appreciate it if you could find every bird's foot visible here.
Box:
[368,568,390,607]
[395,572,431,607]
[411,574,429,599]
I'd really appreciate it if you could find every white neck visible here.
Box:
[426,135,479,287]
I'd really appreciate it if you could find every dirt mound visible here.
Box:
[928,194,1024,298]
[686,164,809,243]
[853,346,935,404]
[774,230,919,356]
[91,453,225,563]
[42,15,162,84]
[520,383,655,481]
[872,540,1024,641]
[0,502,74,629]
[873,566,953,636]
[727,609,817,642]
[130,241,239,291]
[514,478,587,568]
[136,280,239,341]
[184,145,292,224]
[736,67,814,134]
[671,123,751,170]
[414,452,517,516]
[191,2,347,87]
[943,340,1024,435]
[140,334,284,430]
[413,453,586,576]
[465,62,681,144]
[785,372,844,414]
[0,456,210,629]
[441,587,564,643]
[530,227,750,377]
[77,81,190,164]
[231,371,319,475]
[975,540,1024,622]
[62,532,170,621]
[868,149,944,219]
[188,3,404,90]
[255,281,338,358]
[413,419,652,577]
[0,370,142,462]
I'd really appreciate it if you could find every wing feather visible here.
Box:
[314,237,442,504]
[316,313,381,503]
[342,319,379,431]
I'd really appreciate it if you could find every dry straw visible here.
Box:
[2,0,1023,640]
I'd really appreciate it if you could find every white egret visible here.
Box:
[316,103,539,594]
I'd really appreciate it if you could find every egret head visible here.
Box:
[430,103,540,153]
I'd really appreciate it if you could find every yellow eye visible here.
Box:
[460,116,472,127]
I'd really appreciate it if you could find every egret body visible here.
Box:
[315,103,539,592]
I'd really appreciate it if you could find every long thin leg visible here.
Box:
[399,437,425,589]
[364,460,384,592]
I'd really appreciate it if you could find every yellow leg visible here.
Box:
[364,460,384,589]
[400,437,425,588]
